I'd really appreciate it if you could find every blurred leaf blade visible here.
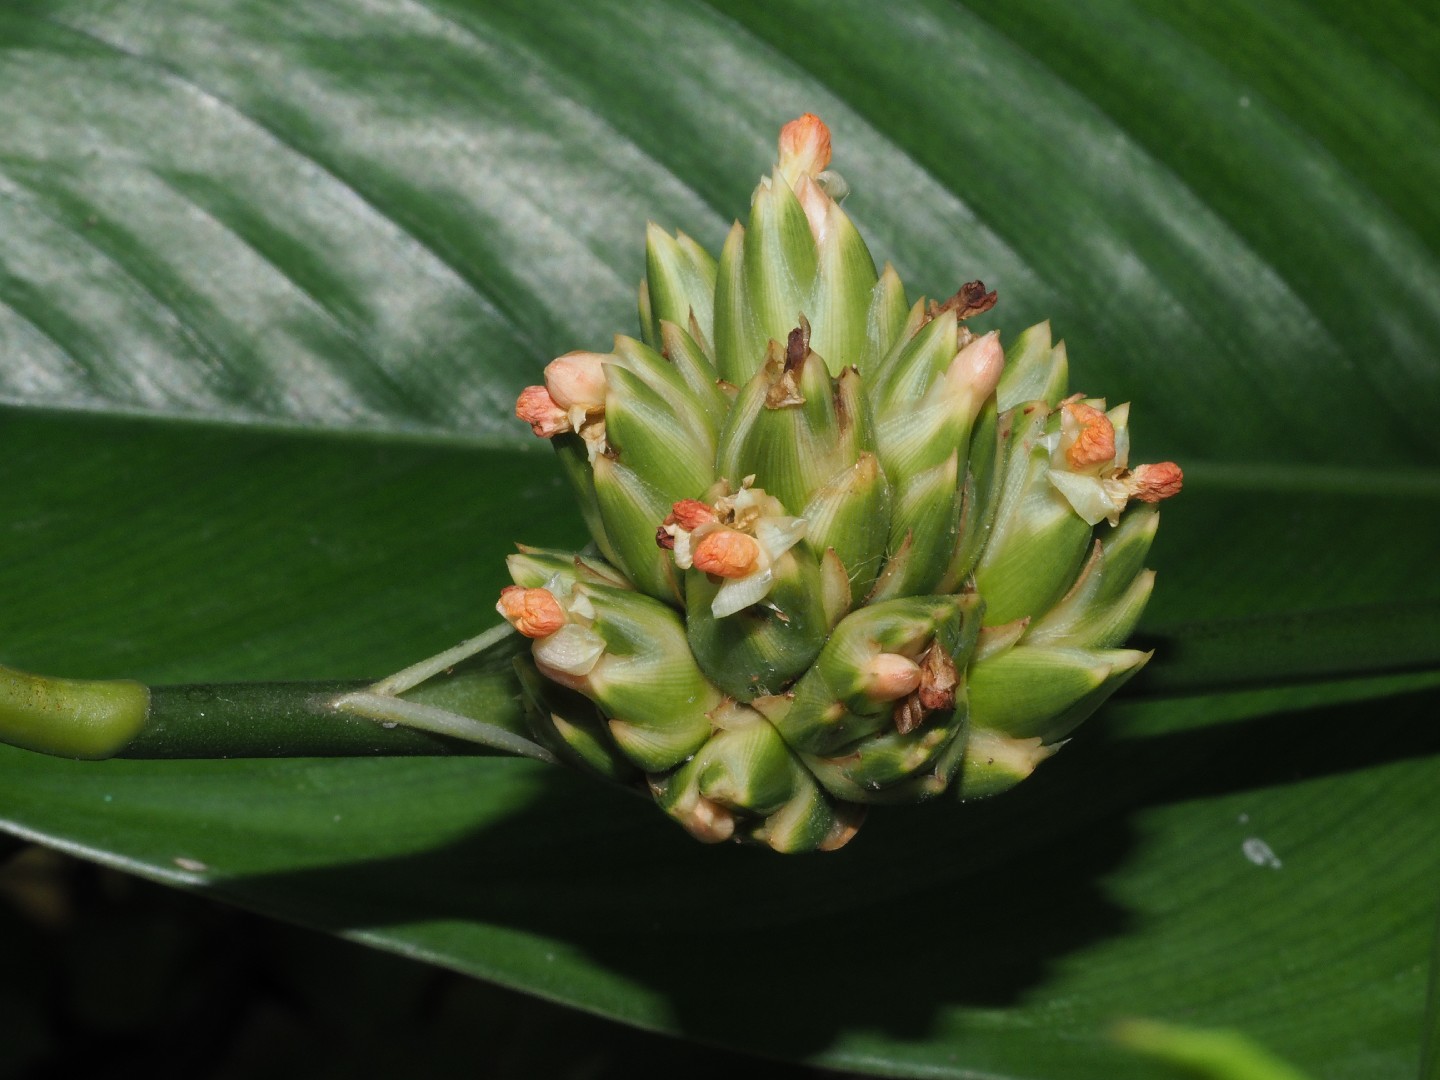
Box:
[1,1,1438,1078]
[1425,902,1440,1080]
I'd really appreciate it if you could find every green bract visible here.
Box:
[504,116,1181,852]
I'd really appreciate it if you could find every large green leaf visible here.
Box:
[2,1,1437,1077]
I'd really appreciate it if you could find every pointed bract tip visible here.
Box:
[950,330,1005,406]
[792,172,832,244]
[861,653,924,702]
[819,807,865,851]
[658,787,737,844]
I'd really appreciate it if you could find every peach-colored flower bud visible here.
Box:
[543,352,608,410]
[496,585,566,638]
[778,113,832,185]
[861,653,923,702]
[667,499,719,532]
[1126,462,1184,502]
[1064,402,1117,469]
[514,385,570,438]
[691,529,762,578]
[947,330,1005,414]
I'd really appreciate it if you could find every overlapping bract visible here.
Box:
[504,116,1180,852]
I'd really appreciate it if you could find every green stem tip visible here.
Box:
[0,663,150,760]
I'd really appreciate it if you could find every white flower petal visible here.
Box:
[1046,469,1120,526]
[672,529,696,570]
[712,567,773,618]
[730,486,763,514]
[1110,405,1132,471]
[755,515,808,560]
[567,590,595,621]
[532,624,606,676]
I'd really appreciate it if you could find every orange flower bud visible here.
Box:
[496,586,566,638]
[514,385,570,438]
[691,529,762,578]
[666,499,718,532]
[778,113,832,184]
[1126,462,1184,502]
[1064,402,1117,469]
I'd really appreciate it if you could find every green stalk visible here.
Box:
[139,680,513,757]
[0,624,556,765]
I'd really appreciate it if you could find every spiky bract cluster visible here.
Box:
[503,116,1181,852]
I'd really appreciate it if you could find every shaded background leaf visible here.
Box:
[1,1,1437,1077]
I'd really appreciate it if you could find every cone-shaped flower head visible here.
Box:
[504,116,1182,852]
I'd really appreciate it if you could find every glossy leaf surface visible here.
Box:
[1,2,1438,1077]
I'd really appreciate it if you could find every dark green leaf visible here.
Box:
[1425,904,1440,1080]
[1,2,1437,1077]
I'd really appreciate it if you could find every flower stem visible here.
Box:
[132,681,474,758]
[0,624,556,764]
